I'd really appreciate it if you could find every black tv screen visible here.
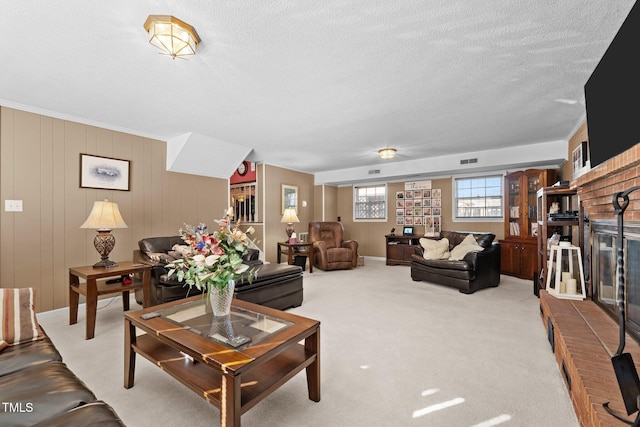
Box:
[584,1,640,169]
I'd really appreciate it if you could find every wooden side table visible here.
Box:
[69,261,151,339]
[277,241,314,273]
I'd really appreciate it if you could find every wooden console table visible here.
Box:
[385,234,423,265]
[69,261,151,339]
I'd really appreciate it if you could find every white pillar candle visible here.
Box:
[562,272,572,282]
[566,278,577,295]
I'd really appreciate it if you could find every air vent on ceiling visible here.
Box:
[368,169,381,175]
[460,158,478,165]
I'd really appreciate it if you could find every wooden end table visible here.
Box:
[69,261,151,340]
[277,241,314,272]
[125,296,320,426]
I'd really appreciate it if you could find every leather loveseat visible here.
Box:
[0,288,125,426]
[134,236,304,310]
[410,231,500,294]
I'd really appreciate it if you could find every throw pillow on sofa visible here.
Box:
[172,244,191,257]
[0,287,42,347]
[146,252,178,263]
[449,234,484,261]
[419,237,450,260]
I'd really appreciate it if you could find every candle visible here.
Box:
[567,278,577,295]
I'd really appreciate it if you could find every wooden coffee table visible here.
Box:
[124,296,320,427]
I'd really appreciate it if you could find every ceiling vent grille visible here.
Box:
[460,158,478,165]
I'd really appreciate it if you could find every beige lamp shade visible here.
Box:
[80,200,128,230]
[280,208,300,224]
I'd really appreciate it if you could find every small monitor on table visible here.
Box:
[403,226,414,235]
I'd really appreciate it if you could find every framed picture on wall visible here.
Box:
[281,184,298,213]
[80,153,130,191]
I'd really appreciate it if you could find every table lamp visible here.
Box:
[280,207,300,239]
[80,199,128,268]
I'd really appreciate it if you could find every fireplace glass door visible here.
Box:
[593,221,640,343]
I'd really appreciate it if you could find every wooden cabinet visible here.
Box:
[499,169,556,279]
[386,234,422,265]
[500,240,538,279]
[535,186,583,294]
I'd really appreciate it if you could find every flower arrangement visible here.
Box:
[166,208,257,303]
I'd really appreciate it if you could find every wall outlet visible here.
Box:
[5,200,23,212]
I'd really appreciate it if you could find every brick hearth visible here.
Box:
[540,291,640,426]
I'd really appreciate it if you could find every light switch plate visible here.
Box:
[5,200,23,212]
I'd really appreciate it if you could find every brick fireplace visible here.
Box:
[539,143,640,426]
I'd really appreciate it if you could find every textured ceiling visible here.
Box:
[0,1,635,183]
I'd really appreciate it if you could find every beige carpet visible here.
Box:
[38,258,579,427]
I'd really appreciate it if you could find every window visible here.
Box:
[354,184,387,220]
[454,175,502,219]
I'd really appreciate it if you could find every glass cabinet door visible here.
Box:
[526,173,540,238]
[506,174,521,237]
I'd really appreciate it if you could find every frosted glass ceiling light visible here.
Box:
[378,148,397,160]
[144,15,200,59]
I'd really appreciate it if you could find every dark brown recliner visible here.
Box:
[309,222,358,271]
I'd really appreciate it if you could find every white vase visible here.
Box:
[209,280,235,317]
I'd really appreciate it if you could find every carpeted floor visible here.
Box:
[38,258,579,427]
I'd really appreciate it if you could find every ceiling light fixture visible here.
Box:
[144,15,200,59]
[378,148,397,160]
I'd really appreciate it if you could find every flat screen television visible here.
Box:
[584,1,640,169]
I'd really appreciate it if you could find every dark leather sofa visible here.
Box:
[0,331,124,426]
[134,236,303,310]
[410,231,501,294]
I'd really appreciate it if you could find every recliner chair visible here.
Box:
[308,222,358,271]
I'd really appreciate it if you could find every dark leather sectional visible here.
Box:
[134,236,303,310]
[0,332,125,426]
[410,231,501,294]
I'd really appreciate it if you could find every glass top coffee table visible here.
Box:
[124,296,320,426]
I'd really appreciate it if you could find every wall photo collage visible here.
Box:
[396,188,441,236]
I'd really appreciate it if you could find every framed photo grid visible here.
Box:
[396,189,441,236]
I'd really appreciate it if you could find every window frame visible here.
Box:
[353,183,388,222]
[451,173,504,223]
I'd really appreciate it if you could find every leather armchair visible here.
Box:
[308,222,358,271]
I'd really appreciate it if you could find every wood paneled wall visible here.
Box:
[0,107,228,312]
